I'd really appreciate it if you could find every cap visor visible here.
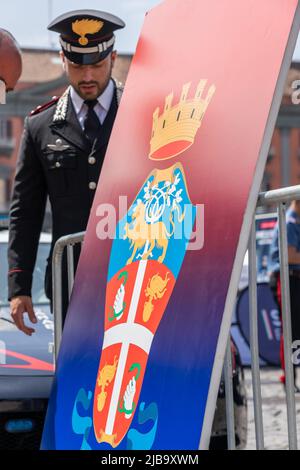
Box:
[63,47,112,65]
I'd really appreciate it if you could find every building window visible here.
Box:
[0,119,14,157]
[261,171,272,192]
[0,178,6,210]
[0,119,12,140]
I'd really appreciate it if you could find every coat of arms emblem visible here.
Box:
[92,80,216,447]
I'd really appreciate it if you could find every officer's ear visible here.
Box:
[111,50,117,68]
[60,51,66,72]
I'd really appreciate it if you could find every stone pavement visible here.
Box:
[244,368,300,450]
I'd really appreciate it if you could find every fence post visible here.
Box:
[52,242,64,361]
[278,202,298,450]
[224,336,236,449]
[249,219,264,449]
[52,232,85,361]
[67,244,75,299]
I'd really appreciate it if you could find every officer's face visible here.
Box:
[60,51,116,100]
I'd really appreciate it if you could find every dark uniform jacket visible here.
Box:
[8,80,123,312]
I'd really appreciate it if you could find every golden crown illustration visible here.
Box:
[149,80,216,161]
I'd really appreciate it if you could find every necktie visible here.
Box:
[83,99,102,144]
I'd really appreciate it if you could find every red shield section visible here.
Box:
[93,260,175,447]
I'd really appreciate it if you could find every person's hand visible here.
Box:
[10,296,37,336]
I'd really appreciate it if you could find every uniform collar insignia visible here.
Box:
[53,86,71,123]
[115,80,123,106]
[53,81,123,124]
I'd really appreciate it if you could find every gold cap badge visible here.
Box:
[72,19,104,46]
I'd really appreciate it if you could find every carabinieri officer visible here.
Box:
[8,10,125,334]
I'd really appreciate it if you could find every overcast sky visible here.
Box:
[1,0,162,53]
[1,0,300,59]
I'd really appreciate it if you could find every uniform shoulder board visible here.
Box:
[29,96,60,116]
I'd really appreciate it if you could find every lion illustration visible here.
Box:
[124,200,174,265]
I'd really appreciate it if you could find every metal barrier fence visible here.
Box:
[223,185,300,450]
[52,185,300,450]
[52,231,84,360]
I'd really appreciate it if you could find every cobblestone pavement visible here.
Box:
[244,368,300,450]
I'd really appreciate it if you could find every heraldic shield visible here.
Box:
[92,163,196,447]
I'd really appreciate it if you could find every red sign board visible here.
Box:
[42,0,300,450]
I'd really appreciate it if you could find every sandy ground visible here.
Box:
[244,368,300,450]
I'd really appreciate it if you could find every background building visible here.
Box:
[1,49,300,218]
[262,62,300,192]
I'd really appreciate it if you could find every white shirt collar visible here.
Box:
[70,79,114,115]
[98,79,114,113]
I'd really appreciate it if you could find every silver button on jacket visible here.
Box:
[89,182,97,190]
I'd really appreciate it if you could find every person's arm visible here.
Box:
[288,245,300,265]
[8,116,47,335]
